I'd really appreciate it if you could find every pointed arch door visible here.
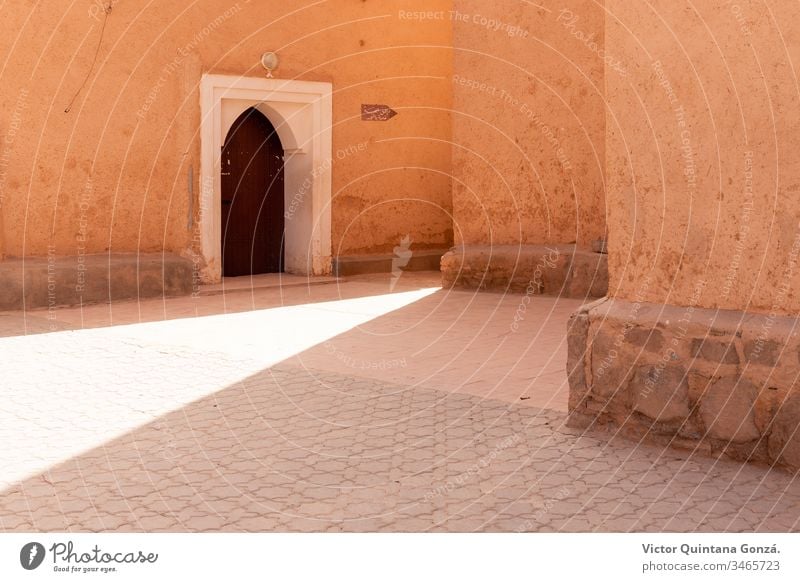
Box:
[221,107,284,277]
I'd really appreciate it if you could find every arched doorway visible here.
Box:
[199,75,333,281]
[221,107,284,277]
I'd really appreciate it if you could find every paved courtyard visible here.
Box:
[0,272,798,532]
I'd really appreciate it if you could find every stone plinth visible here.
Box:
[0,254,193,311]
[441,244,607,298]
[332,249,446,277]
[567,298,800,471]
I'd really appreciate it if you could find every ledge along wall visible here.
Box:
[0,1,454,283]
[568,1,800,471]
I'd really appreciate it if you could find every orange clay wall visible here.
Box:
[0,1,453,260]
[605,0,800,314]
[449,0,607,248]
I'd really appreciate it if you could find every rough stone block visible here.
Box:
[589,326,634,399]
[633,365,691,423]
[767,394,800,469]
[566,311,589,402]
[691,338,739,365]
[743,339,782,367]
[699,377,759,443]
[754,386,780,434]
[687,372,713,407]
[626,328,664,352]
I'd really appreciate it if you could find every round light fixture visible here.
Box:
[260,52,279,77]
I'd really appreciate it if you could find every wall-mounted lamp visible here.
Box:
[260,52,279,78]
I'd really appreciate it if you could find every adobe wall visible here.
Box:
[604,0,800,315]
[449,0,607,249]
[442,0,607,294]
[569,1,800,471]
[0,1,454,263]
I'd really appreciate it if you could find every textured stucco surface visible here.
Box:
[0,1,454,261]
[604,0,800,314]
[450,0,606,248]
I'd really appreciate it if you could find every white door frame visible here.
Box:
[199,74,332,281]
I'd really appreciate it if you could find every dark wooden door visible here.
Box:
[221,107,284,277]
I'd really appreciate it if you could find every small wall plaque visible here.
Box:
[361,104,398,121]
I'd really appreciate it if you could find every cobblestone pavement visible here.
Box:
[0,273,798,532]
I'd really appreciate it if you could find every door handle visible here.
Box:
[221,172,231,176]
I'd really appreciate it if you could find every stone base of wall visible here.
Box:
[333,249,446,277]
[0,253,194,311]
[441,244,607,298]
[567,298,800,472]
